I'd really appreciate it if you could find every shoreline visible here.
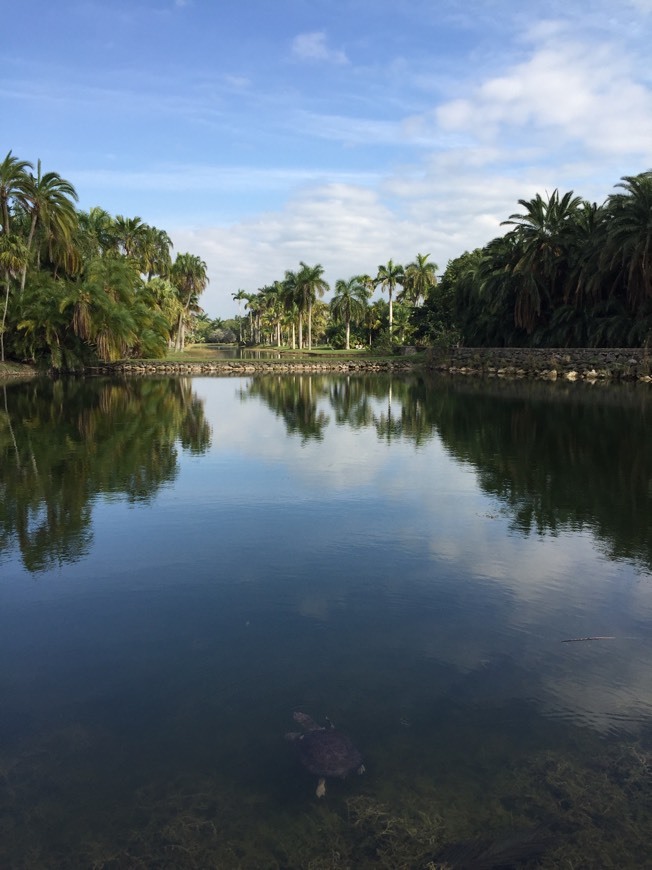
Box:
[4,347,652,382]
[88,346,652,382]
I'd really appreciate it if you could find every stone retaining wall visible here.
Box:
[85,348,652,381]
[426,347,652,382]
[88,358,419,376]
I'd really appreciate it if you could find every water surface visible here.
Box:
[1,374,652,867]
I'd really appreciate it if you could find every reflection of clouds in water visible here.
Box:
[201,377,476,495]
[195,377,652,733]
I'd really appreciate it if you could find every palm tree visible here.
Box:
[602,171,652,313]
[170,253,209,350]
[296,261,329,349]
[0,151,32,235]
[330,276,368,349]
[0,233,28,361]
[20,159,79,291]
[282,269,302,348]
[231,288,248,343]
[400,253,438,307]
[263,281,285,346]
[139,225,173,280]
[375,259,404,334]
[113,215,148,260]
[501,190,583,333]
[77,207,115,260]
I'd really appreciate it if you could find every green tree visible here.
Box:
[501,190,584,334]
[0,234,29,361]
[0,151,32,235]
[231,289,248,343]
[400,253,438,307]
[170,253,209,351]
[282,269,302,348]
[296,261,329,350]
[602,171,652,314]
[20,159,79,291]
[113,215,148,260]
[375,259,404,335]
[330,276,368,349]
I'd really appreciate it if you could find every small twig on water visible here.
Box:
[561,636,616,643]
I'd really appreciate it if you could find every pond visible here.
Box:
[1,373,652,868]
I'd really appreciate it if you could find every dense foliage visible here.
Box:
[237,170,652,351]
[0,151,208,367]
[442,173,652,348]
[4,150,651,362]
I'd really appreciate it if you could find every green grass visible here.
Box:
[160,344,426,364]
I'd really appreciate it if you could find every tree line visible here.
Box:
[230,170,652,351]
[0,150,209,366]
[230,253,438,351]
[440,171,652,348]
[3,149,651,365]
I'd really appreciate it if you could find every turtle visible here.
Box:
[285,711,365,798]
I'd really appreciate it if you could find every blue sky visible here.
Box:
[5,0,652,317]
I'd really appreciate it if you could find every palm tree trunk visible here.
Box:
[346,318,350,350]
[20,213,38,293]
[1,276,9,362]
[308,302,312,349]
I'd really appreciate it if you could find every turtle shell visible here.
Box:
[296,728,363,778]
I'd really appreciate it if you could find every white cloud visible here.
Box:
[436,24,652,158]
[291,31,349,65]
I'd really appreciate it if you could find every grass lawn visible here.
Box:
[163,344,425,363]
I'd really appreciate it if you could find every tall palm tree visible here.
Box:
[170,253,209,350]
[400,253,438,307]
[0,233,28,361]
[21,160,79,291]
[602,171,652,313]
[282,269,303,348]
[0,151,33,235]
[232,288,248,343]
[139,225,173,280]
[296,261,329,349]
[330,276,368,349]
[375,259,404,334]
[501,190,583,333]
[113,215,148,260]
[77,207,115,260]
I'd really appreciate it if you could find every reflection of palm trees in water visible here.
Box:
[375,378,404,443]
[241,375,330,442]
[0,378,210,572]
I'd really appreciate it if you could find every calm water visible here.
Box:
[1,373,652,868]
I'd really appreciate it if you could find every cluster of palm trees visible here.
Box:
[0,150,209,365]
[444,171,652,348]
[232,253,438,350]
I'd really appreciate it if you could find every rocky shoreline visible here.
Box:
[6,347,651,381]
[426,347,652,382]
[85,347,652,382]
[87,358,420,376]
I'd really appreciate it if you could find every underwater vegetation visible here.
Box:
[0,720,651,869]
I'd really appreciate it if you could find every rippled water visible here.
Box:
[1,373,652,867]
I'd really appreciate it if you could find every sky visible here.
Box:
[4,0,652,318]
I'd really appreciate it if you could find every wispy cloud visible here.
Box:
[291,31,349,65]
